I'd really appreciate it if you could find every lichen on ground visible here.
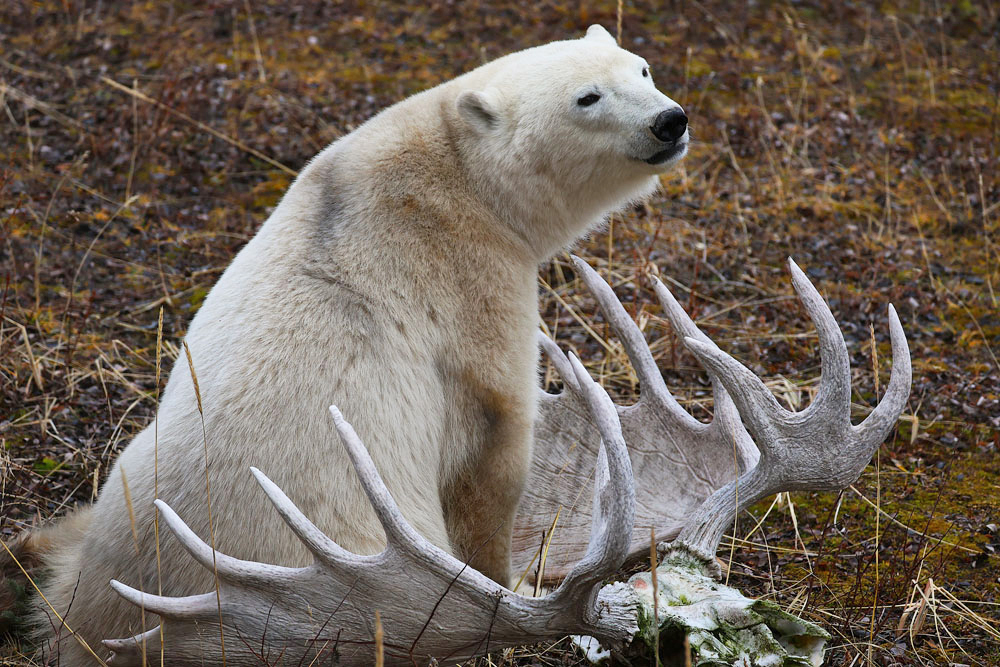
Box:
[621,546,828,666]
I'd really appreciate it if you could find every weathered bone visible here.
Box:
[103,352,641,666]
[514,257,909,581]
[622,549,830,665]
[513,256,759,581]
[104,258,911,665]
[659,258,911,565]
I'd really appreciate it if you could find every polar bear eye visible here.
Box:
[577,93,601,107]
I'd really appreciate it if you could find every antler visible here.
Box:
[103,257,910,664]
[515,256,909,581]
[660,258,911,565]
[513,256,759,581]
[103,352,640,665]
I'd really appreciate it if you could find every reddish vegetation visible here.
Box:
[1,1,997,664]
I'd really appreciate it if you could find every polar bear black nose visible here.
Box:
[651,108,688,142]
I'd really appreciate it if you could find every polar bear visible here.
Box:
[14,24,688,664]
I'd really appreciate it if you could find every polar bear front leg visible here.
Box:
[441,398,533,587]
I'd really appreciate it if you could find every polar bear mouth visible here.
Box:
[644,141,688,165]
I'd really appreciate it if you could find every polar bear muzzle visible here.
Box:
[651,108,688,143]
[644,107,689,165]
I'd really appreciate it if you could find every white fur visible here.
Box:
[32,25,687,663]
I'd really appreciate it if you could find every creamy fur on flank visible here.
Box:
[24,25,687,664]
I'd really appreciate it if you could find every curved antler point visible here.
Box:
[683,336,708,352]
[786,257,811,289]
[565,350,591,388]
[682,338,730,377]
[249,466,272,489]
[102,638,130,652]
[650,276,677,304]
[108,579,145,607]
[538,334,582,393]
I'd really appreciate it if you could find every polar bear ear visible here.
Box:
[456,89,501,133]
[585,24,617,46]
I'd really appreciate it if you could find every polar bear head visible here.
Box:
[452,25,689,257]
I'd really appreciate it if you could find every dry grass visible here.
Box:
[1,1,998,665]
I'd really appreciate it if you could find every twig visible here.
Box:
[0,540,110,666]
[0,81,82,129]
[183,342,227,666]
[243,0,267,83]
[374,610,384,667]
[100,76,295,175]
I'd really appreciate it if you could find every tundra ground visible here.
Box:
[1,1,998,665]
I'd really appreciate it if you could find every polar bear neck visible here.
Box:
[292,99,537,268]
[439,86,660,263]
[302,82,655,266]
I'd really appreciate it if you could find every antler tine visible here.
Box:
[104,626,160,665]
[651,276,760,473]
[250,467,370,569]
[552,351,635,598]
[570,256,691,423]
[331,405,507,585]
[856,304,912,441]
[649,276,714,347]
[518,260,769,582]
[673,260,912,566]
[329,405,450,558]
[537,330,581,394]
[108,580,218,620]
[152,498,297,586]
[681,338,788,438]
[787,258,851,413]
